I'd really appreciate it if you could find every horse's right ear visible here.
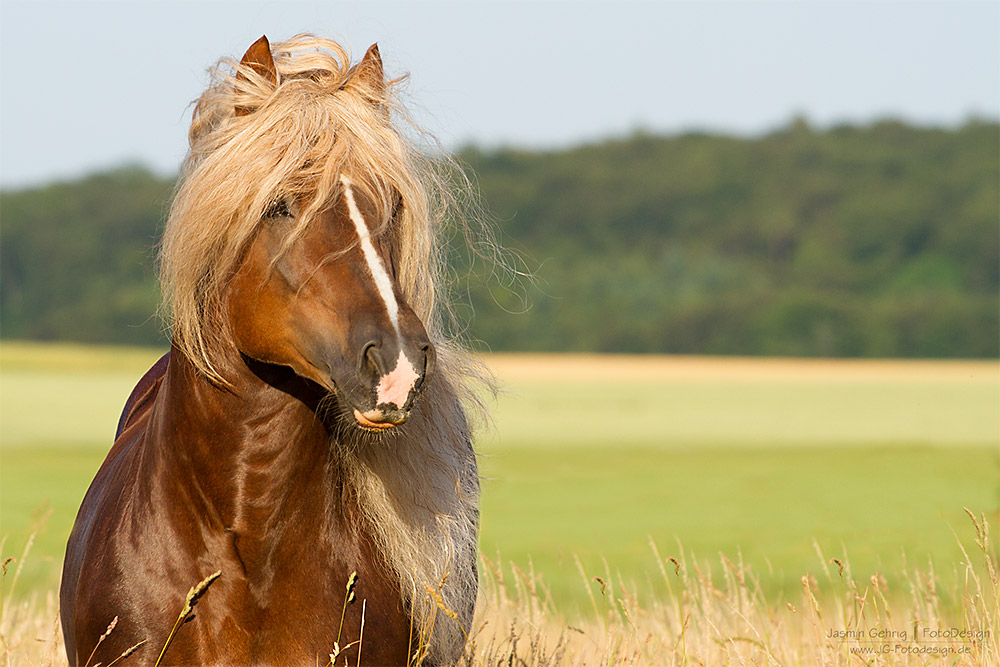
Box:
[236,36,278,117]
[239,35,278,84]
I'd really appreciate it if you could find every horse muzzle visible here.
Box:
[349,340,434,430]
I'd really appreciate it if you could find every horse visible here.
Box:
[60,34,485,666]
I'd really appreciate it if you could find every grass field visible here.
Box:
[1,342,998,610]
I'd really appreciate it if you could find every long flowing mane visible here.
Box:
[159,34,490,661]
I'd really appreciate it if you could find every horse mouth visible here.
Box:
[352,408,403,431]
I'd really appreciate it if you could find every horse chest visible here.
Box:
[204,533,412,664]
[217,526,413,658]
[77,518,413,666]
[166,563,412,666]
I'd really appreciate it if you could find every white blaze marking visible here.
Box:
[341,175,400,334]
[341,176,421,408]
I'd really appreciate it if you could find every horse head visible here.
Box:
[167,36,438,430]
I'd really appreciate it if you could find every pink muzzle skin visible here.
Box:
[376,350,421,408]
[353,350,421,428]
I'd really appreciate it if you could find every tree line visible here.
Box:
[2,118,997,357]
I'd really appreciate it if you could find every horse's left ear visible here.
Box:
[353,43,385,97]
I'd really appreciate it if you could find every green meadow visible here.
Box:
[1,342,997,611]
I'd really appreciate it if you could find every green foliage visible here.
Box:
[1,166,170,344]
[2,120,997,356]
[460,119,999,356]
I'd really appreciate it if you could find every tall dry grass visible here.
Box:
[457,508,998,667]
[2,509,996,666]
[0,531,65,666]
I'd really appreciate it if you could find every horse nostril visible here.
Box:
[421,343,436,382]
[361,341,384,378]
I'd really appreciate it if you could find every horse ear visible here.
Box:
[236,36,277,117]
[239,35,277,83]
[354,43,385,97]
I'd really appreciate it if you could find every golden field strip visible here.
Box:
[481,352,999,450]
[487,352,999,382]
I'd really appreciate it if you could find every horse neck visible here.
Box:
[148,344,338,539]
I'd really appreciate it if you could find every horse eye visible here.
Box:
[265,198,291,219]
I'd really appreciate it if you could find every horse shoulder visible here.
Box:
[70,351,168,572]
[61,357,168,665]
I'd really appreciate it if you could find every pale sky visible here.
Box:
[1,0,997,188]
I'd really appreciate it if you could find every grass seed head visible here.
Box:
[99,616,118,642]
[182,569,222,616]
[424,582,459,621]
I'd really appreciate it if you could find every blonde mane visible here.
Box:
[159,34,490,663]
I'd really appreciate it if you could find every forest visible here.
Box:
[2,118,997,357]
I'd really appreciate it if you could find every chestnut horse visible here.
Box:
[60,35,483,666]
